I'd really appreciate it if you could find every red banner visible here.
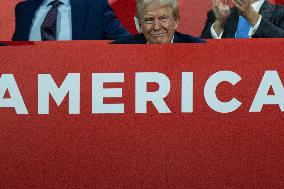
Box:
[1,40,284,188]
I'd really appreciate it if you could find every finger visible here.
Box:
[212,0,218,8]
[224,0,228,5]
[227,0,233,6]
[233,0,242,6]
[236,0,244,3]
[233,0,241,4]
[212,0,218,6]
[216,0,224,6]
[233,1,242,10]
[244,0,251,5]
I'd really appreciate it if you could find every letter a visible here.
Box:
[0,74,28,114]
[250,71,284,112]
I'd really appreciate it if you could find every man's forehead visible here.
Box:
[142,4,173,17]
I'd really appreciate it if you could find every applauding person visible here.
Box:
[201,0,284,38]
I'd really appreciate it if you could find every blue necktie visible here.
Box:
[235,16,251,38]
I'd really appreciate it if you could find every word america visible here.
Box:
[0,71,283,114]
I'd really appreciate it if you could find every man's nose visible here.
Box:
[153,19,161,31]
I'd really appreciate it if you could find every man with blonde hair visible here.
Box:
[112,0,205,44]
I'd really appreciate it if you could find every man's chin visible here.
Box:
[149,37,170,44]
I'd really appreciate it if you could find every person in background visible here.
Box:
[201,0,284,39]
[112,0,205,44]
[12,0,130,41]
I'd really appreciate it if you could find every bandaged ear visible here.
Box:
[134,16,141,33]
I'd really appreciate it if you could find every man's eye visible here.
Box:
[159,16,168,21]
[144,18,154,24]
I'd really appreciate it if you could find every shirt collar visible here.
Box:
[171,35,174,43]
[42,0,70,6]
[251,0,265,13]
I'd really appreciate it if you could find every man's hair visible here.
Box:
[136,0,180,20]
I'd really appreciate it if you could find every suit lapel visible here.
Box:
[22,0,44,40]
[173,32,179,43]
[71,0,88,40]
[224,8,239,38]
[259,0,275,21]
[134,34,147,44]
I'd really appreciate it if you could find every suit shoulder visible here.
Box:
[89,0,109,6]
[15,1,28,10]
[175,32,206,43]
[15,0,39,11]
[262,3,284,21]
[111,34,146,44]
[206,9,215,17]
[274,4,284,14]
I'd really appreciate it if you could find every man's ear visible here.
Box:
[134,16,142,33]
[174,18,180,30]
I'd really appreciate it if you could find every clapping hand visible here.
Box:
[233,0,252,17]
[212,0,231,25]
[233,0,260,26]
[212,0,231,34]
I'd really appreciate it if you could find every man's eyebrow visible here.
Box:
[144,17,154,21]
[143,16,155,21]
[144,14,154,17]
[159,15,168,18]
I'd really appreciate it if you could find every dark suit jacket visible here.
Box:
[201,0,284,38]
[12,0,130,41]
[111,31,206,44]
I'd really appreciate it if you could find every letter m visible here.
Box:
[38,73,80,114]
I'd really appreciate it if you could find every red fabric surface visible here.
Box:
[0,41,35,46]
[1,40,284,188]
[275,0,284,4]
[111,0,137,34]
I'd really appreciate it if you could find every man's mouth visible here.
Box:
[151,33,164,37]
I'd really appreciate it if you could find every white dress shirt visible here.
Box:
[29,0,72,41]
[211,0,265,39]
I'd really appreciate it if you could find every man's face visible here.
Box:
[139,4,179,44]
